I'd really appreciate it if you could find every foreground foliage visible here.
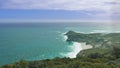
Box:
[1,57,120,68]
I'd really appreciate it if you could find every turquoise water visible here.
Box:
[0,23,119,65]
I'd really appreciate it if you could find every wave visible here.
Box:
[60,42,93,58]
[60,31,93,58]
[65,42,82,58]
[60,31,68,41]
[63,35,68,41]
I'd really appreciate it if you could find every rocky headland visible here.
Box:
[65,30,120,58]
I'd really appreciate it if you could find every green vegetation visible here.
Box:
[66,31,120,58]
[1,31,120,68]
[65,31,120,48]
[1,51,120,68]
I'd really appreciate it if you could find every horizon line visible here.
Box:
[0,19,119,23]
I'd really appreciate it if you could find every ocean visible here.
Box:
[0,22,120,65]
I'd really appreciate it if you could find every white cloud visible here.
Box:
[1,0,118,10]
[1,0,120,19]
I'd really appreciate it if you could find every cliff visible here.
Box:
[65,31,120,57]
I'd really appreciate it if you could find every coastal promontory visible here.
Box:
[65,30,120,58]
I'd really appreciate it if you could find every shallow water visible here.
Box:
[0,22,119,65]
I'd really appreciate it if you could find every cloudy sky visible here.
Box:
[0,0,120,21]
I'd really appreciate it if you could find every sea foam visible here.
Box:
[65,42,92,58]
[62,32,68,41]
[63,35,68,41]
[61,32,93,58]
[65,42,82,58]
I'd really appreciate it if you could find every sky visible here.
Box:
[0,0,120,22]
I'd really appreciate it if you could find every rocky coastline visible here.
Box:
[65,30,120,58]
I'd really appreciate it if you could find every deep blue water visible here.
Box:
[0,22,119,65]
